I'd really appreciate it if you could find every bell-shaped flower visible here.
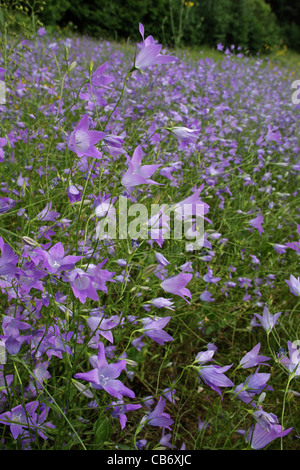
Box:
[140,397,174,430]
[121,145,161,193]
[68,114,105,159]
[134,24,176,71]
[245,407,292,449]
[161,272,193,304]
[239,343,270,369]
[140,316,173,345]
[286,275,300,297]
[74,342,135,399]
[167,126,200,143]
[44,242,82,274]
[252,306,281,333]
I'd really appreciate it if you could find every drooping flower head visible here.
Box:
[161,272,193,304]
[140,397,174,430]
[245,407,292,449]
[167,126,200,144]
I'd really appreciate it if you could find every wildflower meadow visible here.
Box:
[0,16,300,453]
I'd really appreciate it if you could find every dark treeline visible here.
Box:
[6,0,300,53]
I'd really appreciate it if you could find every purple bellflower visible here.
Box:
[0,401,54,440]
[285,225,300,253]
[0,240,18,276]
[0,137,7,162]
[149,297,175,310]
[194,349,234,398]
[168,126,200,143]
[140,316,173,345]
[109,400,142,429]
[134,24,176,71]
[279,341,300,377]
[44,242,82,274]
[234,371,271,406]
[68,114,105,159]
[36,201,59,222]
[161,272,193,304]
[285,274,300,297]
[203,266,221,284]
[74,342,135,399]
[245,407,292,449]
[140,397,174,430]
[239,343,270,369]
[252,306,281,332]
[68,268,99,304]
[249,214,264,235]
[121,145,161,193]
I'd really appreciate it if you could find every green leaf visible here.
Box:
[0,7,5,30]
[93,417,111,447]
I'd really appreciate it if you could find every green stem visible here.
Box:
[102,69,133,132]
[281,373,294,450]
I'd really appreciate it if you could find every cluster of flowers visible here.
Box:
[0,23,299,450]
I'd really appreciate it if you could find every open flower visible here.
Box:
[141,316,173,345]
[234,371,271,406]
[252,306,281,333]
[140,397,174,430]
[245,407,292,449]
[121,145,161,193]
[44,242,82,274]
[74,342,135,399]
[239,343,270,369]
[134,23,176,71]
[161,272,192,304]
[68,114,105,159]
[0,401,54,440]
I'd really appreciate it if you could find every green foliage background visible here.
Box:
[32,0,300,53]
[1,0,299,53]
